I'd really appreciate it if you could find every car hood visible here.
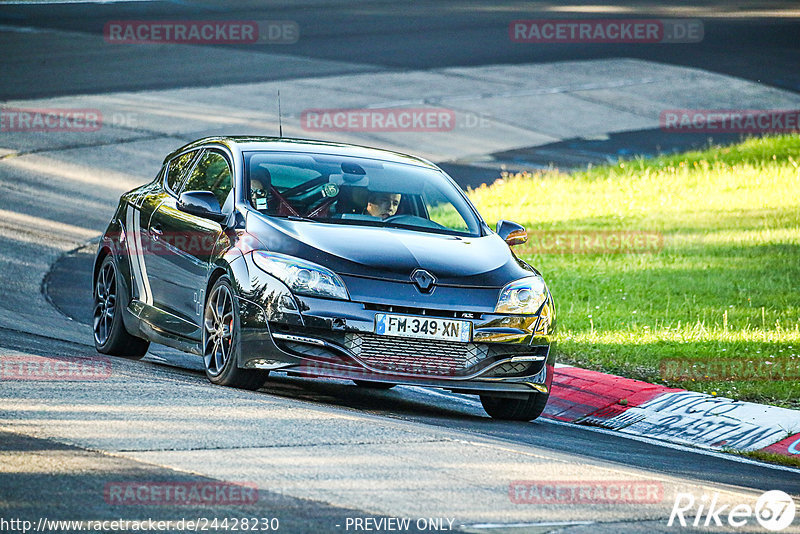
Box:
[246,212,535,287]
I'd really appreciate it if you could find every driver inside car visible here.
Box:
[249,168,271,210]
[364,191,401,219]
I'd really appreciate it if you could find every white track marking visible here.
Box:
[462,520,596,529]
[402,386,800,475]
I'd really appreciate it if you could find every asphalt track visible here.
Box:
[35,245,800,496]
[1,0,799,99]
[1,1,800,533]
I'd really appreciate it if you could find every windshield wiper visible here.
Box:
[381,221,469,237]
[381,221,418,230]
[271,214,323,223]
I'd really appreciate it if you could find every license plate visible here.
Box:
[374,313,471,342]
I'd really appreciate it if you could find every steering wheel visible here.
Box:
[383,214,450,231]
[383,214,414,223]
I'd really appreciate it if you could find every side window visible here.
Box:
[423,183,470,233]
[182,150,233,208]
[165,150,199,193]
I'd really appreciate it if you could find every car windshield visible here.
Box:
[244,151,482,237]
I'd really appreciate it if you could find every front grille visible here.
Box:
[344,333,487,376]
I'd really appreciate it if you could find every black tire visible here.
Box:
[480,391,549,421]
[203,276,266,390]
[353,380,395,390]
[93,255,150,358]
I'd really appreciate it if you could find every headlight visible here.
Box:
[495,276,547,314]
[252,251,349,300]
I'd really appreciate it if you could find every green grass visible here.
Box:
[467,135,800,409]
[741,450,800,469]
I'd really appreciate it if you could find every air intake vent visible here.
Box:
[344,333,486,376]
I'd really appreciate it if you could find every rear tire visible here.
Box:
[203,276,266,390]
[353,380,395,390]
[480,391,549,421]
[93,255,150,358]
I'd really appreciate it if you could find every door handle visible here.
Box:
[150,226,163,239]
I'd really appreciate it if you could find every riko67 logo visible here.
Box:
[668,490,796,531]
[756,492,798,532]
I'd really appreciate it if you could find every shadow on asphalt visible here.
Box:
[0,431,440,534]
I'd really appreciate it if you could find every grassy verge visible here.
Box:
[468,135,800,409]
[740,450,800,469]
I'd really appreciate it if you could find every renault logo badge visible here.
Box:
[411,269,436,293]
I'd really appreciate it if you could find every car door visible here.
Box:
[139,148,200,335]
[144,148,234,339]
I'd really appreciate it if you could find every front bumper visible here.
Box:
[237,290,556,397]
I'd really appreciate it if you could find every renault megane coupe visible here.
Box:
[93,136,556,421]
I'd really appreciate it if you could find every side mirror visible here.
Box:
[496,219,528,246]
[177,191,227,223]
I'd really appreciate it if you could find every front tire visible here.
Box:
[93,255,150,358]
[203,276,266,390]
[480,391,549,421]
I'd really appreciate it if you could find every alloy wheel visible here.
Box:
[204,283,234,376]
[93,261,117,345]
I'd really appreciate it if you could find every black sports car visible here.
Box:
[93,136,556,420]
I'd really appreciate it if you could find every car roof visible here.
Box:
[164,136,439,170]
